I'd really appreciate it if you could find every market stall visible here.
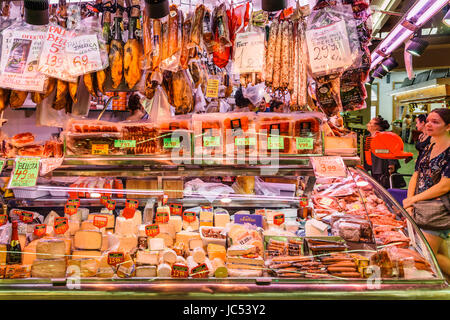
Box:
[0,0,448,299]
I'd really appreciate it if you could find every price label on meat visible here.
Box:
[163,137,180,149]
[299,197,308,207]
[191,263,209,278]
[169,203,183,216]
[8,157,40,188]
[203,136,220,148]
[54,217,68,234]
[305,20,353,76]
[235,137,256,146]
[310,156,347,178]
[92,144,109,155]
[37,24,77,82]
[183,211,196,223]
[66,34,103,77]
[155,210,169,224]
[33,224,46,237]
[171,264,189,278]
[122,207,136,220]
[268,136,284,150]
[114,140,136,148]
[273,213,285,226]
[64,204,78,216]
[145,224,160,237]
[205,78,219,98]
[0,214,7,226]
[18,210,34,223]
[296,137,314,150]
[0,29,47,91]
[93,215,108,229]
[233,31,265,74]
[108,252,125,266]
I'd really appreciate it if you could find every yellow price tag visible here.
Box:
[206,79,219,98]
[92,144,109,155]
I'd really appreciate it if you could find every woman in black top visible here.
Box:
[415,114,431,159]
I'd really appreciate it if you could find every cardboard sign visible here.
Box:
[34,224,46,237]
[67,198,80,208]
[233,31,265,74]
[299,197,308,208]
[105,199,116,211]
[171,264,189,278]
[54,217,68,234]
[0,214,7,226]
[66,34,103,76]
[100,195,109,206]
[310,156,347,178]
[235,137,256,146]
[107,252,125,266]
[183,211,196,223]
[122,207,136,220]
[155,210,169,224]
[145,224,160,237]
[296,137,314,150]
[125,199,139,210]
[163,137,180,149]
[9,157,40,188]
[205,78,219,98]
[93,215,108,229]
[190,263,209,278]
[268,136,284,150]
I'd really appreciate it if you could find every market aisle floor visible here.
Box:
[396,142,418,188]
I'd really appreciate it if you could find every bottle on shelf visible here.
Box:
[6,220,22,265]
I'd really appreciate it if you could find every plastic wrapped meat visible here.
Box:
[162,70,194,115]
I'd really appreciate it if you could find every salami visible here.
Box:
[190,4,205,47]
[297,22,308,108]
[288,22,294,92]
[272,19,283,91]
[290,21,299,109]
[280,21,290,90]
[264,20,278,86]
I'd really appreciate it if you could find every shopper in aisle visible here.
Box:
[403,108,450,277]
[364,115,403,189]
[234,86,254,112]
[126,93,148,121]
[402,114,412,143]
[269,99,285,113]
[414,114,431,159]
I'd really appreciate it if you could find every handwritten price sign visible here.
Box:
[155,210,169,224]
[66,34,103,76]
[93,215,108,229]
[305,20,353,76]
[310,156,347,178]
[9,157,40,188]
[233,31,265,74]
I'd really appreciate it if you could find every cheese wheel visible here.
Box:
[136,265,157,277]
[192,247,206,264]
[162,249,177,264]
[31,258,67,278]
[157,263,171,277]
[148,238,165,251]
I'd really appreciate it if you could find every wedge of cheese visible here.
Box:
[136,265,157,277]
[73,230,102,250]
[68,258,99,277]
[136,250,159,265]
[88,214,115,229]
[36,239,66,260]
[31,258,67,278]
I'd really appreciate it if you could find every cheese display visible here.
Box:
[73,231,102,250]
[31,259,67,278]
[88,214,115,229]
[136,266,157,277]
[36,239,66,260]
[136,250,159,265]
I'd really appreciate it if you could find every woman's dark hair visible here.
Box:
[430,108,450,125]
[269,100,283,112]
[234,87,252,108]
[373,115,390,131]
[417,114,427,123]
[128,93,141,112]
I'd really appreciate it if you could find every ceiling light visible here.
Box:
[262,0,287,12]
[382,57,399,72]
[406,37,429,56]
[144,0,169,19]
[24,0,49,25]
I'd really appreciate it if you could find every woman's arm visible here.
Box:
[407,172,418,198]
[404,176,450,208]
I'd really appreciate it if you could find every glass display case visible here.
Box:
[0,155,447,300]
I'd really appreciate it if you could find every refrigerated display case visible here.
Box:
[0,155,448,300]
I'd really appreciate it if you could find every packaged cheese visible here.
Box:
[135,265,157,277]
[31,258,67,278]
[214,209,230,228]
[36,239,66,260]
[68,258,99,277]
[136,250,159,265]
[199,206,213,227]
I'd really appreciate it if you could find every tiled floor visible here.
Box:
[396,142,418,188]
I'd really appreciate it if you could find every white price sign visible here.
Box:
[0,29,47,91]
[310,156,347,178]
[66,34,103,76]
[232,31,265,74]
[305,20,353,75]
[38,25,77,82]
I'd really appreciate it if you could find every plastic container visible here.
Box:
[199,226,227,247]
[256,113,293,155]
[192,113,225,162]
[291,113,324,156]
[122,123,160,155]
[64,132,123,156]
[12,189,49,199]
[222,112,258,157]
[157,118,192,157]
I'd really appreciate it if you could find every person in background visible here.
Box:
[269,99,285,113]
[126,93,148,121]
[414,113,431,159]
[402,114,412,143]
[408,114,417,143]
[403,108,450,278]
[364,115,402,189]
[234,86,254,112]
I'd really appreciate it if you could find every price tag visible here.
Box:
[305,19,353,76]
[183,211,196,223]
[205,78,219,98]
[114,140,136,148]
[155,210,169,224]
[296,137,314,150]
[203,136,221,148]
[100,195,109,206]
[238,235,253,246]
[273,213,285,226]
[93,215,108,229]
[0,214,7,226]
[18,210,34,224]
[268,136,284,150]
[105,199,116,211]
[125,199,139,210]
[54,217,68,235]
[169,203,183,216]
[232,31,265,74]
[299,197,308,208]
[162,194,168,205]
[107,252,125,266]
[8,157,40,188]
[66,34,103,77]
[163,137,180,149]
[64,204,78,216]
[33,224,46,237]
[310,156,347,178]
[190,263,209,278]
[0,159,5,174]
[145,224,160,237]
[122,207,136,220]
[171,264,189,278]
[235,137,256,146]
[67,198,80,208]
[92,144,109,155]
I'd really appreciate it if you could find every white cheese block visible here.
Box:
[175,231,201,248]
[199,209,213,227]
[155,233,173,248]
[80,220,106,234]
[73,230,102,250]
[31,258,67,278]
[136,265,157,277]
[305,219,329,237]
[136,250,159,265]
[182,218,199,231]
[214,211,230,228]
[148,238,165,251]
[68,258,99,277]
[115,216,137,235]
[189,239,204,250]
[157,263,171,277]
[168,215,182,233]
[192,247,206,264]
[71,250,102,259]
[117,234,138,253]
[162,249,177,264]
[36,239,66,260]
[88,214,115,229]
